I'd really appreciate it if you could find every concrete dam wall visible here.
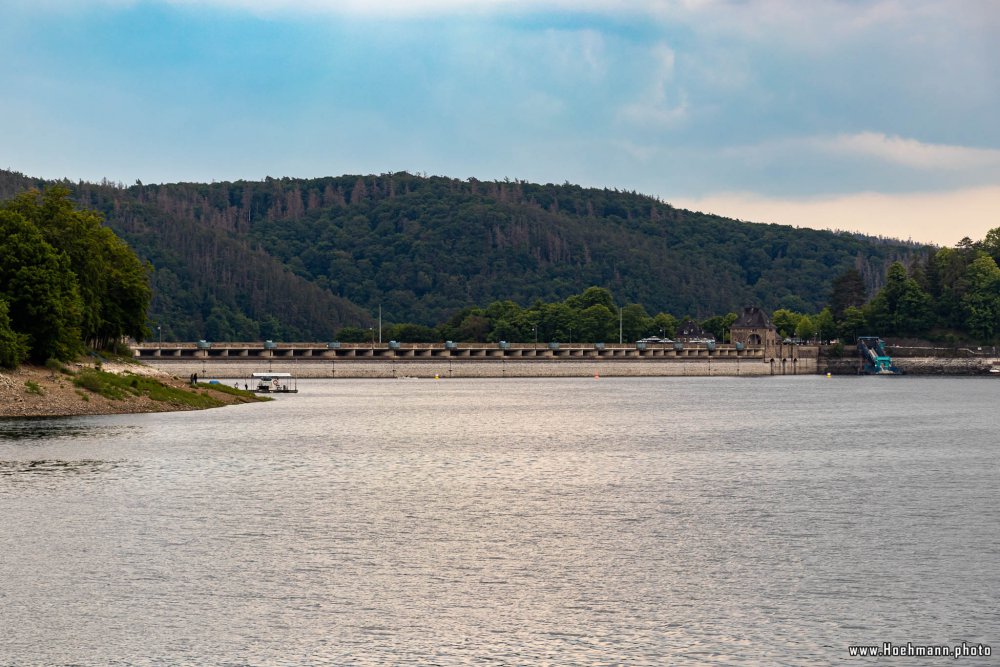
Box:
[132,342,819,379]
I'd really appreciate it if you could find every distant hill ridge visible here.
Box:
[0,169,923,341]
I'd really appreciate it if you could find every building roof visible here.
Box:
[732,306,775,330]
[677,319,711,338]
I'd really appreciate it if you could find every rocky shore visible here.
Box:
[0,360,264,419]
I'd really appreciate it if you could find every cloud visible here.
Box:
[158,0,648,18]
[671,186,1000,246]
[617,43,689,128]
[817,132,1000,171]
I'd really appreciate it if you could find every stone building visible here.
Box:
[676,319,714,342]
[729,306,778,351]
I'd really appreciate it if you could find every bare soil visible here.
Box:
[0,360,258,418]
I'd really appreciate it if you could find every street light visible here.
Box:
[157,325,162,346]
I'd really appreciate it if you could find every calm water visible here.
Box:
[1,376,997,666]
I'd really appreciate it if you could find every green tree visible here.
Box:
[651,312,678,339]
[455,314,491,342]
[814,307,837,343]
[335,326,373,343]
[537,302,576,341]
[385,322,439,343]
[620,303,653,342]
[0,298,29,368]
[930,247,972,328]
[577,304,616,342]
[865,262,933,337]
[565,286,616,312]
[771,309,801,338]
[701,312,737,343]
[981,226,1000,265]
[0,209,84,362]
[795,314,815,341]
[961,254,1000,341]
[829,268,866,319]
[4,188,150,348]
[837,306,866,343]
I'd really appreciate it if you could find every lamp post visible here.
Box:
[369,327,375,351]
[157,325,162,346]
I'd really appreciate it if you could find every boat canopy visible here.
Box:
[251,372,293,379]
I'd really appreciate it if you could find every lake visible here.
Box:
[1,376,997,665]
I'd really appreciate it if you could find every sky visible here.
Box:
[2,0,998,245]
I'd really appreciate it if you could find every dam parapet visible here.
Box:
[132,340,812,361]
[131,341,820,378]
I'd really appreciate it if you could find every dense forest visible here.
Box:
[0,169,925,343]
[339,235,1000,348]
[0,188,150,366]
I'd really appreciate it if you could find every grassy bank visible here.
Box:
[1,361,270,418]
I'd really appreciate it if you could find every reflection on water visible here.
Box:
[0,418,139,442]
[0,458,125,476]
[0,377,998,666]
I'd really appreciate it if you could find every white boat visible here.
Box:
[249,372,298,393]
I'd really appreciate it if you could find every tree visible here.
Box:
[0,298,29,368]
[577,304,616,342]
[701,312,737,342]
[838,306,866,343]
[385,323,439,343]
[455,314,491,342]
[981,226,1000,265]
[865,262,933,337]
[335,326,372,343]
[3,187,151,348]
[771,309,801,338]
[795,315,815,342]
[930,247,971,328]
[537,302,576,341]
[829,268,866,319]
[620,303,652,342]
[566,286,615,312]
[651,312,678,339]
[0,209,84,362]
[961,254,1000,341]
[813,307,837,343]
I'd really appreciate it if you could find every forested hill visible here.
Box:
[1,170,369,341]
[0,169,924,340]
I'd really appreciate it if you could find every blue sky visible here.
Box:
[3,0,998,245]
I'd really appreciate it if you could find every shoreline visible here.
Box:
[0,361,265,419]
[4,354,995,419]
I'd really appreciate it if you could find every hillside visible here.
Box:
[0,170,925,340]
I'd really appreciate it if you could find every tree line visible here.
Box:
[335,228,1000,348]
[1,170,919,340]
[0,170,951,346]
[0,188,151,367]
